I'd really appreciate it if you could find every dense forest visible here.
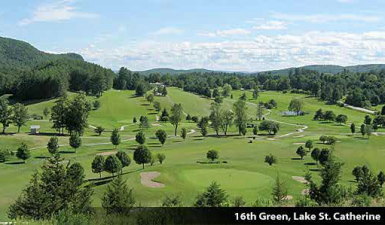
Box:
[121,67,385,109]
[0,37,114,100]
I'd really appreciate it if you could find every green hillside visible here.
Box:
[0,36,83,70]
[136,68,215,75]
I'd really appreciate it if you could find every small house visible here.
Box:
[30,125,40,134]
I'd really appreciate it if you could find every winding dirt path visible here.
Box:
[140,172,165,188]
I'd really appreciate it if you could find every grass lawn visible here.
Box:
[0,88,385,219]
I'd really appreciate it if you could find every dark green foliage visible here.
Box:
[67,162,85,187]
[0,149,11,163]
[139,116,150,130]
[94,126,105,136]
[296,146,307,159]
[335,114,348,124]
[102,175,135,215]
[0,97,12,133]
[311,148,321,164]
[194,182,228,207]
[92,155,105,179]
[305,140,313,151]
[356,167,382,198]
[69,133,82,153]
[16,143,30,163]
[93,100,101,110]
[259,120,280,135]
[133,145,152,169]
[47,136,59,155]
[206,149,219,161]
[157,153,166,164]
[350,123,356,134]
[162,195,182,207]
[377,171,385,186]
[181,128,187,140]
[253,126,258,135]
[233,99,248,135]
[352,166,364,182]
[272,175,288,205]
[155,129,167,145]
[12,103,29,133]
[318,149,331,166]
[110,128,121,149]
[265,154,277,166]
[288,98,304,115]
[135,131,146,145]
[104,155,122,176]
[170,103,183,136]
[116,151,131,174]
[8,156,91,220]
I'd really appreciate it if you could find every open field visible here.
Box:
[1,88,385,219]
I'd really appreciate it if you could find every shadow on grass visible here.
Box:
[35,156,49,159]
[5,161,25,165]
[354,137,368,140]
[304,162,317,166]
[197,161,228,164]
[31,132,67,137]
[309,168,321,172]
[291,158,303,161]
[59,150,75,154]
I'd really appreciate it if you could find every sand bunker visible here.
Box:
[140,172,165,188]
[97,151,117,156]
[283,195,293,201]
[294,135,305,138]
[293,143,305,145]
[292,176,309,184]
[152,123,162,126]
[302,189,310,195]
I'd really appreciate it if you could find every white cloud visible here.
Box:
[253,21,289,30]
[75,30,385,72]
[198,28,250,37]
[19,0,98,26]
[271,12,381,23]
[151,27,184,35]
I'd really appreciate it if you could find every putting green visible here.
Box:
[180,168,274,191]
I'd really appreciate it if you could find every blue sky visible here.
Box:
[1,0,385,71]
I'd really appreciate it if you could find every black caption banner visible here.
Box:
[113,207,385,225]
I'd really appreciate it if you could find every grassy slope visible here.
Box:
[1,88,385,219]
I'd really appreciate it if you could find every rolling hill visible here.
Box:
[136,68,215,75]
[0,36,83,70]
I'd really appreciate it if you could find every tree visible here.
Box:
[104,155,122,177]
[155,129,167,145]
[13,103,29,133]
[360,124,366,137]
[194,182,228,207]
[135,131,146,145]
[221,110,234,136]
[133,117,137,123]
[335,114,347,124]
[161,86,168,96]
[93,100,101,110]
[309,158,345,205]
[92,155,105,179]
[186,114,191,121]
[16,143,30,163]
[350,123,356,135]
[181,128,187,140]
[364,115,372,125]
[157,153,166,164]
[324,111,336,122]
[153,101,161,113]
[257,101,264,120]
[311,148,321,164]
[116,151,131,174]
[206,150,219,161]
[366,125,372,139]
[133,145,152,169]
[67,162,85,186]
[146,94,154,105]
[352,166,363,182]
[272,175,288,205]
[233,99,248,135]
[94,126,105,136]
[162,195,182,207]
[288,98,304,115]
[135,83,147,96]
[253,126,258,135]
[305,140,313,151]
[240,92,247,101]
[69,133,82,153]
[265,154,277,166]
[212,88,220,98]
[382,106,385,115]
[318,149,330,166]
[139,116,150,130]
[0,98,12,133]
[222,84,232,97]
[47,136,60,156]
[296,146,307,160]
[253,88,259,99]
[209,102,222,136]
[43,107,50,119]
[377,171,385,187]
[160,108,169,121]
[110,128,121,149]
[357,168,382,198]
[259,120,280,135]
[65,93,91,135]
[102,175,135,215]
[314,109,324,121]
[319,135,327,144]
[170,103,183,136]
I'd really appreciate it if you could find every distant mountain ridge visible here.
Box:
[0,36,83,70]
[136,64,385,75]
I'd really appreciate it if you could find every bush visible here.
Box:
[30,114,43,120]
[206,150,219,161]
